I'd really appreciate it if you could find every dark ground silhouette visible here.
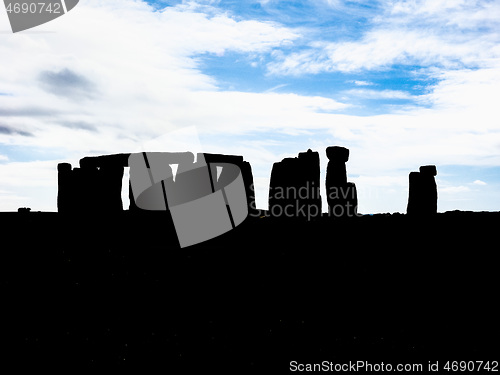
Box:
[1,148,499,371]
[1,210,499,371]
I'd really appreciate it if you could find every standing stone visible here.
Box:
[240,161,257,217]
[99,164,124,212]
[268,149,321,220]
[269,157,296,217]
[326,146,348,186]
[202,153,257,217]
[406,171,421,216]
[406,165,437,215]
[325,146,358,218]
[70,167,84,212]
[57,163,73,213]
[298,149,322,217]
[78,162,99,213]
[75,155,127,213]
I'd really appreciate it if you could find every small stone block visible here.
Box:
[58,163,72,172]
[326,146,349,162]
[419,165,437,176]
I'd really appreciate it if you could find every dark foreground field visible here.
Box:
[1,211,498,371]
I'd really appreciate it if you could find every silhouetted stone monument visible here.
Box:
[407,165,437,215]
[325,146,358,217]
[58,152,256,216]
[268,149,322,220]
[57,156,125,214]
[203,153,257,217]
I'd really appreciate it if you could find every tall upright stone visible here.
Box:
[298,149,322,216]
[407,171,421,215]
[79,157,124,213]
[407,165,437,215]
[57,162,73,213]
[99,164,125,212]
[325,146,358,217]
[268,149,321,220]
[202,153,257,217]
[269,157,296,217]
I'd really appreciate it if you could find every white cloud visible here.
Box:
[344,88,413,100]
[267,0,500,75]
[353,80,374,86]
[0,160,57,188]
[0,0,300,148]
[420,66,500,114]
[0,160,59,211]
[268,28,499,75]
[388,0,500,29]
[473,180,487,186]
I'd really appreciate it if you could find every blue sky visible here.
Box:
[1,0,500,213]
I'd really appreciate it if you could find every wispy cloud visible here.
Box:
[0,107,57,117]
[264,83,288,93]
[267,28,499,74]
[0,125,33,137]
[353,80,374,86]
[57,121,98,132]
[39,68,97,100]
[344,88,413,100]
[267,1,500,74]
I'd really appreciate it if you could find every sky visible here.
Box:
[1,0,500,213]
